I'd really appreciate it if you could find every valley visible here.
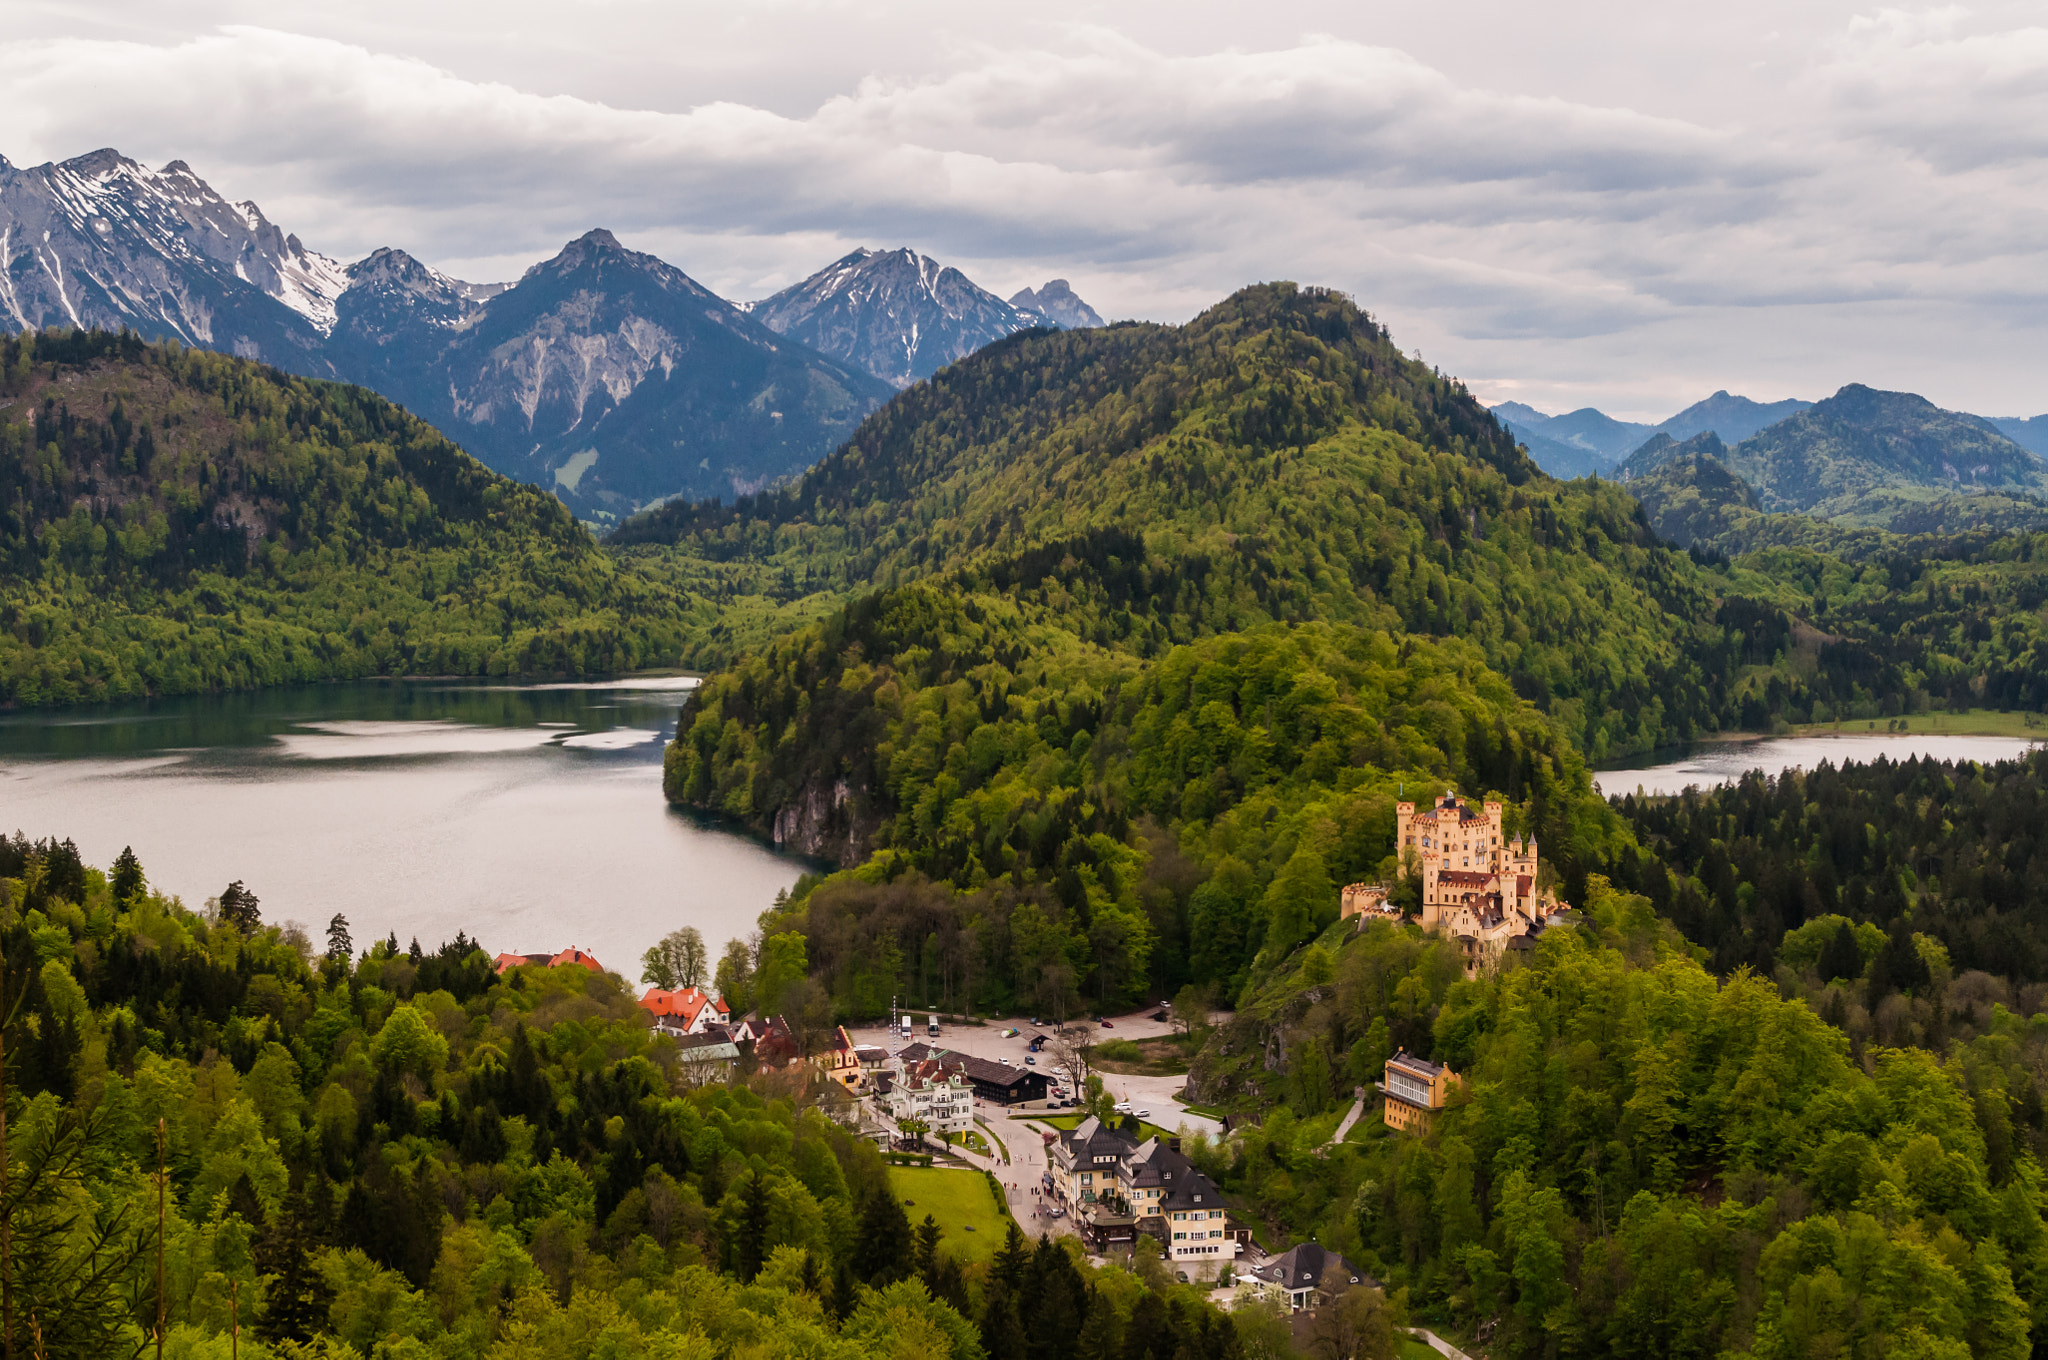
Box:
[9,264,2048,1360]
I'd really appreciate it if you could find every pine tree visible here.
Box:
[256,1180,334,1343]
[856,1182,913,1285]
[218,880,261,933]
[1818,921,1861,982]
[325,914,352,961]
[735,1172,770,1282]
[110,846,145,903]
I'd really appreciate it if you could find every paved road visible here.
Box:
[848,1009,1225,1139]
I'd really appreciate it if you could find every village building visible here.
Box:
[491,946,606,976]
[639,985,729,1035]
[1380,1050,1460,1135]
[1244,1243,1374,1312]
[750,1016,801,1068]
[814,1025,865,1092]
[877,1055,976,1142]
[669,1033,742,1081]
[1049,1119,1243,1272]
[1342,790,1574,974]
[895,1042,1052,1105]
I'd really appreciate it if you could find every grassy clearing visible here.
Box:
[887,1166,1012,1264]
[1789,708,2048,739]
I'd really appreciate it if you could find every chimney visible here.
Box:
[1168,1136,1182,1153]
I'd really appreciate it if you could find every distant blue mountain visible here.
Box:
[1992,414,2048,459]
[1495,390,1811,478]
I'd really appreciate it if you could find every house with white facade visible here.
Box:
[878,1056,975,1142]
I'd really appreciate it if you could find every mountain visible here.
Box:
[1993,413,2048,458]
[0,148,342,372]
[646,283,1751,872]
[1490,402,1655,476]
[324,246,503,393]
[1618,427,1731,480]
[365,230,893,516]
[1705,382,2048,520]
[749,247,1075,388]
[0,329,689,705]
[1009,279,1104,329]
[1656,390,1811,444]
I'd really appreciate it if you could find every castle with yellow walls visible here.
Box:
[1341,790,1572,973]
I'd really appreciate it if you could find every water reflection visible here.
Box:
[0,678,808,972]
[1595,732,2046,797]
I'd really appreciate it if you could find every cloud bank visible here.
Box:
[1,10,2044,418]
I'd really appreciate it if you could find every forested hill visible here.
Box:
[655,285,1742,1014]
[0,329,690,704]
[632,284,1744,763]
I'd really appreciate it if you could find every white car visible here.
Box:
[1136,1109,1151,1118]
[1113,1101,1133,1114]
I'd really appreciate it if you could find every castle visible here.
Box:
[1341,790,1572,972]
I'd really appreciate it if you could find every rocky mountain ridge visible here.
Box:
[0,149,1097,517]
[747,246,1101,388]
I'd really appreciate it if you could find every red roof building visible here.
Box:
[640,985,731,1035]
[493,947,607,976]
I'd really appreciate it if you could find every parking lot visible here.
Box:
[847,1007,1223,1139]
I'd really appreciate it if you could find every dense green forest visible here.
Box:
[1600,749,2048,1008]
[1170,892,2042,1360]
[0,330,692,705]
[2,838,1263,1360]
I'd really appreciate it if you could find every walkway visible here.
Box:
[1409,1328,1476,1360]
[1325,1089,1370,1147]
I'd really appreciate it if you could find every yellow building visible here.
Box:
[815,1025,864,1092]
[1380,1050,1459,1135]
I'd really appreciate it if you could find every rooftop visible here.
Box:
[1386,1049,1445,1078]
[1252,1242,1372,1291]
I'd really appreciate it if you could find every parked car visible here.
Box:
[1100,1019,1114,1028]
[1030,1017,1042,1026]
[1025,1056,1036,1065]
[1136,1109,1151,1118]
[1114,1101,1133,1114]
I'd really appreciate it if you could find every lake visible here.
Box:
[1595,731,2046,798]
[0,678,809,975]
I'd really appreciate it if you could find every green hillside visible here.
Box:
[0,329,691,704]
[636,285,1745,764]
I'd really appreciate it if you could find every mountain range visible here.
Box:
[0,149,1102,518]
[1492,391,1816,478]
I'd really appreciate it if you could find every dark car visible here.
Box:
[1100,1019,1114,1028]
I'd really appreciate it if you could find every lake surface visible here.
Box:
[1595,731,2046,797]
[0,679,809,973]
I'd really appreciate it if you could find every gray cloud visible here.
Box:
[0,5,2044,418]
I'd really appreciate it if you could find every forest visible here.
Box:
[1167,888,2041,1360]
[0,330,692,705]
[1600,750,2048,1036]
[2,838,1264,1360]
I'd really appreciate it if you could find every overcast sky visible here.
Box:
[3,1,2045,419]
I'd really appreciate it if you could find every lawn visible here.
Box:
[1034,1112,1178,1145]
[888,1166,1013,1264]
